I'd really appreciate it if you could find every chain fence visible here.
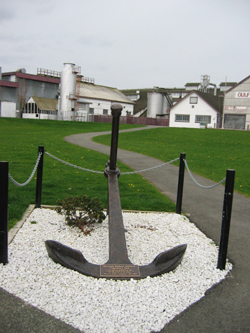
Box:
[184,159,226,189]
[7,149,227,190]
[8,152,42,187]
[120,157,180,175]
[45,152,104,174]
[45,151,179,176]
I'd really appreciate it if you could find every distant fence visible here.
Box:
[91,115,169,126]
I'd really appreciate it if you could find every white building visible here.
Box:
[77,82,134,120]
[22,97,58,120]
[58,63,134,121]
[223,75,250,130]
[168,90,223,128]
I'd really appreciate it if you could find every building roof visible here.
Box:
[219,82,237,87]
[168,90,223,114]
[79,83,134,104]
[0,80,18,88]
[29,96,57,111]
[2,72,60,84]
[185,82,200,87]
[121,89,152,114]
[224,75,250,94]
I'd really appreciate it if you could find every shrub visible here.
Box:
[56,195,106,235]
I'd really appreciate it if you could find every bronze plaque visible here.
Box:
[100,264,140,278]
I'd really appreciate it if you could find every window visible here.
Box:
[103,109,108,115]
[190,97,198,104]
[89,108,94,114]
[175,114,190,122]
[195,115,211,123]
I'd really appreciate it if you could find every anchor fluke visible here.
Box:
[139,244,187,278]
[153,244,187,268]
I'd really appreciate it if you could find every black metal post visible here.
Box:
[35,146,44,208]
[176,153,186,214]
[217,169,235,270]
[0,162,8,264]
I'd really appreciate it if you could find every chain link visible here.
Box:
[45,152,104,174]
[184,159,226,189]
[120,157,180,175]
[8,152,43,187]
[45,151,180,176]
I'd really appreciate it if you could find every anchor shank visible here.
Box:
[107,173,131,264]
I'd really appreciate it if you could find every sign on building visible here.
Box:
[235,92,250,98]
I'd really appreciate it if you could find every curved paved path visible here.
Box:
[65,127,250,332]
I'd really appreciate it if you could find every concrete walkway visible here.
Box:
[65,127,250,332]
[1,126,249,332]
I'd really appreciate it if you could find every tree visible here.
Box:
[17,78,28,117]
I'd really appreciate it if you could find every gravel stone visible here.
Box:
[0,208,232,333]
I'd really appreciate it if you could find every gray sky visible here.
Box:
[1,0,250,89]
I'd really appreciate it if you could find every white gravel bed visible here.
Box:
[0,208,232,333]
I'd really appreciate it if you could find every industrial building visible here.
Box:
[1,65,250,130]
[121,74,250,129]
[0,63,134,120]
[223,75,250,130]
[0,67,59,118]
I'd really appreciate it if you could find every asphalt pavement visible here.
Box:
[1,126,249,332]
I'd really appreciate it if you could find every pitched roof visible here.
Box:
[196,90,223,113]
[0,80,18,88]
[185,82,200,87]
[79,83,134,104]
[121,88,173,115]
[219,82,237,87]
[168,90,223,114]
[2,72,60,84]
[224,75,250,94]
[30,97,57,111]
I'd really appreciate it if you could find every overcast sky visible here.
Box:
[1,0,250,89]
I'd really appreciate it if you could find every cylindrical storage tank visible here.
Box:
[162,95,169,114]
[147,92,163,117]
[60,63,77,120]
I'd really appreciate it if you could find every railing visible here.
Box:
[93,115,169,126]
[1,144,235,270]
[81,76,95,84]
[37,68,61,78]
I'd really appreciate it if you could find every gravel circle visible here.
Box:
[0,208,232,333]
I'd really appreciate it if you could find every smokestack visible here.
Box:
[0,67,2,80]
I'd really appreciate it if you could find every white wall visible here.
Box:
[0,101,16,117]
[22,113,57,120]
[83,98,133,116]
[169,92,218,128]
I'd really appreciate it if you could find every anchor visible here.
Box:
[45,104,187,279]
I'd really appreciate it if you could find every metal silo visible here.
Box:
[147,92,163,117]
[162,95,169,114]
[59,63,77,121]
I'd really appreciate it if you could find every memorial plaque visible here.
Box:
[100,264,140,278]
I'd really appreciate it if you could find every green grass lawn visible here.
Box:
[0,118,176,229]
[94,127,250,197]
